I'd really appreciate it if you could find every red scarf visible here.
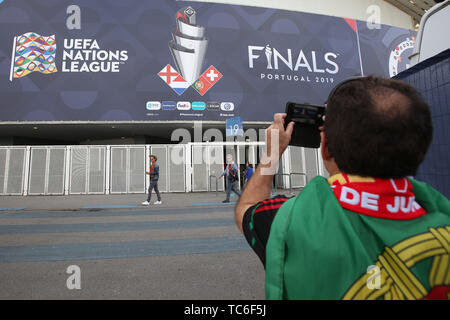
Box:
[328,173,426,220]
[150,161,155,173]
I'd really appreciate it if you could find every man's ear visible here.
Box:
[320,131,331,161]
[321,131,341,176]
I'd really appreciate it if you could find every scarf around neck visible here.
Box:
[328,173,426,220]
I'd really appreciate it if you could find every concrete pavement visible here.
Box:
[0,187,296,212]
[0,191,242,212]
[0,190,287,299]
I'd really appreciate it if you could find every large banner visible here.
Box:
[0,0,416,122]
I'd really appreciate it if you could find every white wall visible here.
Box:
[420,3,450,61]
[182,0,414,30]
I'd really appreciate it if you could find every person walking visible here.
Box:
[142,155,162,205]
[219,154,241,203]
[244,161,254,185]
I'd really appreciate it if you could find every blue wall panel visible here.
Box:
[395,49,450,198]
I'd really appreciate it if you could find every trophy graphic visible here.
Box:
[265,44,273,70]
[159,6,221,96]
[169,6,208,85]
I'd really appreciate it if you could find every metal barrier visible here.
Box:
[273,173,293,194]
[272,172,308,195]
[290,172,308,187]
[69,146,106,194]
[0,144,318,196]
[110,146,146,194]
[0,147,27,195]
[209,175,219,197]
[28,147,66,195]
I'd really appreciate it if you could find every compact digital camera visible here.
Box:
[284,102,326,148]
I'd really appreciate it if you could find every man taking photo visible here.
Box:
[235,76,449,300]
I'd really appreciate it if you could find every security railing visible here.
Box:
[290,172,308,187]
[209,175,219,197]
[0,143,319,196]
[272,172,308,195]
[273,173,292,194]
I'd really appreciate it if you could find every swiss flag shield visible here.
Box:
[202,66,222,85]
[192,65,222,96]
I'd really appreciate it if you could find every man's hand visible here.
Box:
[234,113,294,233]
[260,113,294,175]
[266,113,294,161]
[319,115,326,131]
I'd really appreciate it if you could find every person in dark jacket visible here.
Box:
[219,154,241,203]
[142,155,162,205]
[244,161,254,185]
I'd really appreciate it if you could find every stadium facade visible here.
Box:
[0,0,424,195]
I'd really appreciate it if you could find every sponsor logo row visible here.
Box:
[146,101,234,111]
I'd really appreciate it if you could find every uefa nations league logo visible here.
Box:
[9,32,58,81]
[158,7,223,96]
[9,32,129,81]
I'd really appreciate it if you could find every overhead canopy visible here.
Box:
[384,0,437,26]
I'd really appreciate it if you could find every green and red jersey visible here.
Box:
[242,173,450,300]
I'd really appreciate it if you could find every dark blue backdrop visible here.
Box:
[0,0,416,122]
[394,49,450,198]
